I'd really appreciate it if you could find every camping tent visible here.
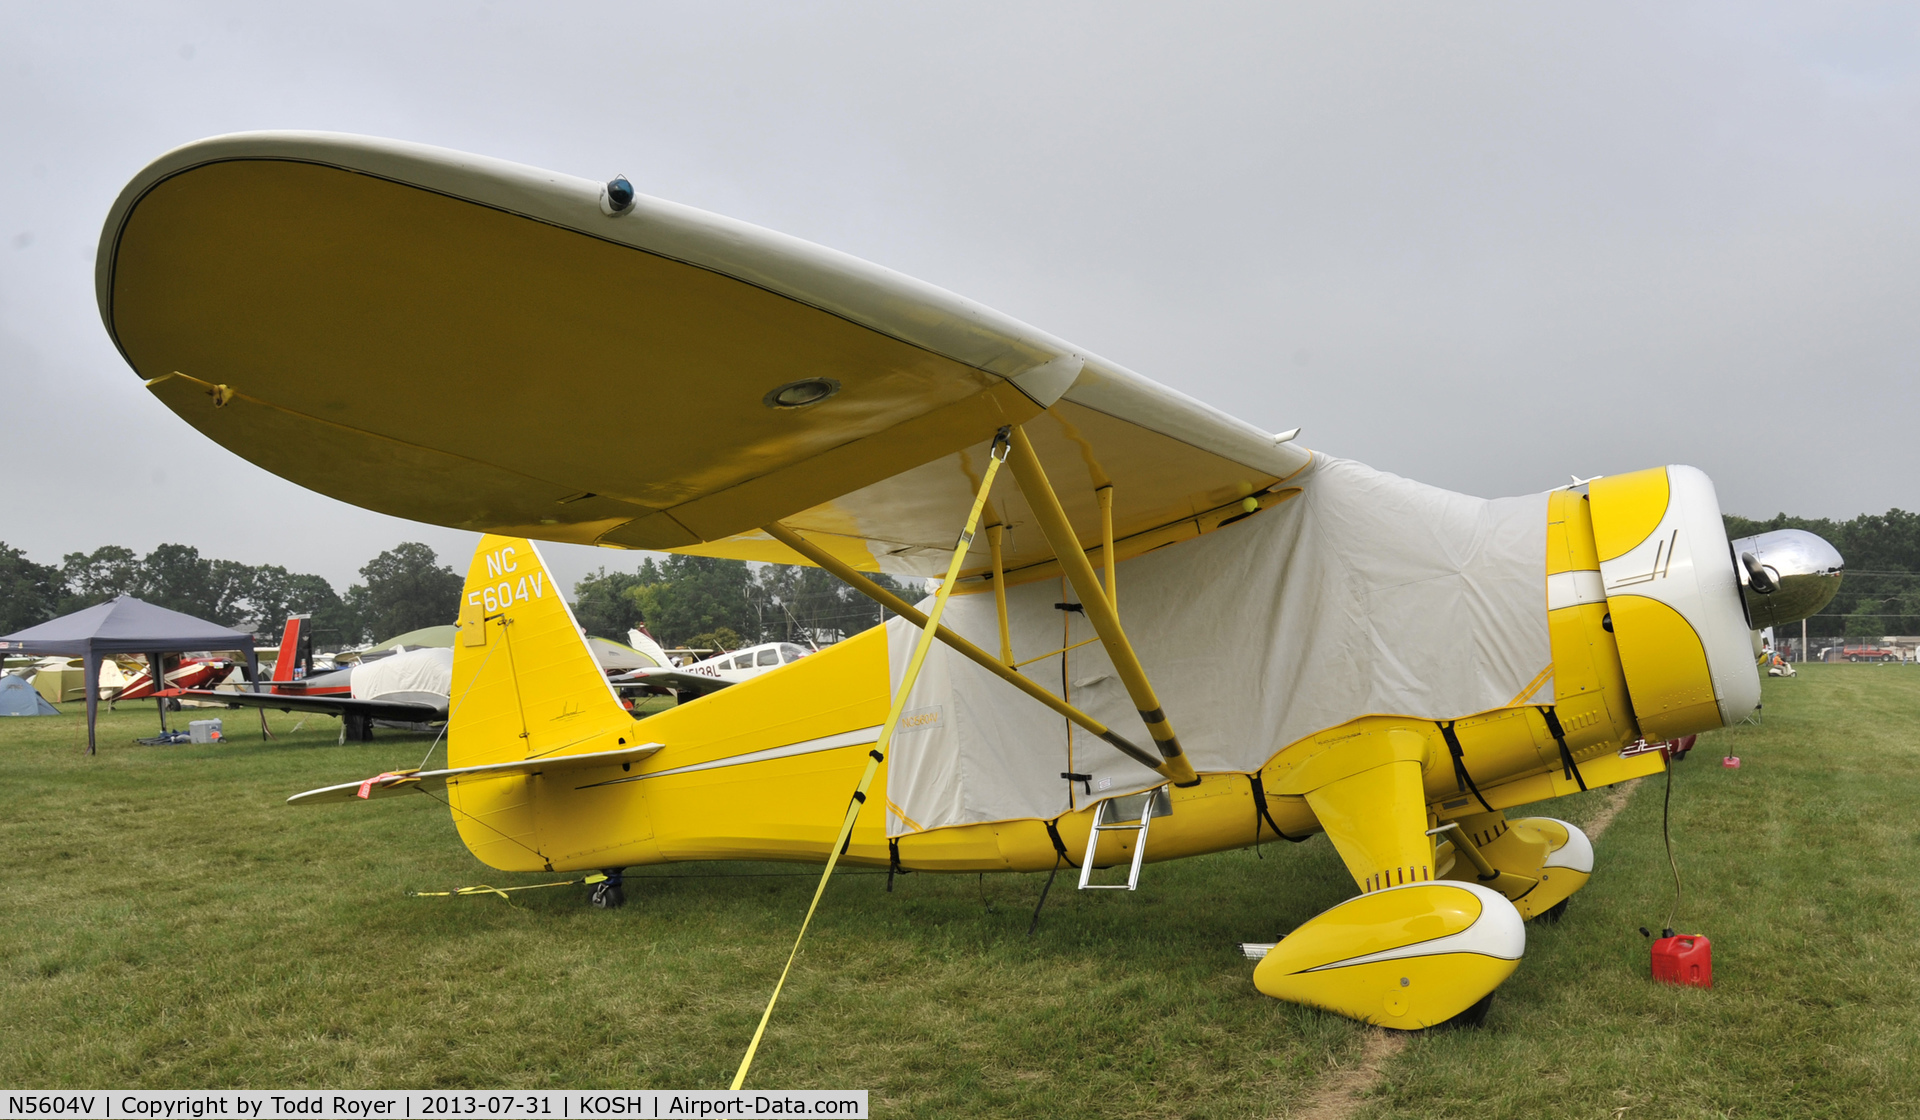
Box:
[0,674,58,716]
[0,596,261,753]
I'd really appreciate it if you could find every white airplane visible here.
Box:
[614,633,813,698]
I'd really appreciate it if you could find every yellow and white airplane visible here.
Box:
[95,132,1844,1030]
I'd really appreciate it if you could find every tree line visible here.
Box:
[0,540,463,647]
[571,555,918,652]
[8,506,1911,654]
[0,538,918,656]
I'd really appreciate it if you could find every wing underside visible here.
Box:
[100,132,1311,582]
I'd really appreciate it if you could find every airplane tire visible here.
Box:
[1441,991,1495,1029]
[1540,898,1569,924]
[589,871,627,909]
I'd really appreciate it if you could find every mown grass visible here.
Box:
[0,667,1915,1117]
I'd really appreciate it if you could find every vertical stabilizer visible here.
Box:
[270,615,309,685]
[626,625,675,668]
[450,536,632,771]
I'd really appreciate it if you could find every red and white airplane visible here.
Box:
[166,615,449,740]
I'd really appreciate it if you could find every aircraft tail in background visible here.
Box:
[270,615,310,684]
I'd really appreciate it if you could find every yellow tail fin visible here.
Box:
[450,535,632,770]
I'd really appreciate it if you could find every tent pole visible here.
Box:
[245,640,270,740]
[153,652,167,733]
[84,648,99,756]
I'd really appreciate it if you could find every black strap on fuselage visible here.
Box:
[1541,706,1588,791]
[1044,817,1078,868]
[1248,771,1308,844]
[887,837,909,892]
[1439,721,1496,813]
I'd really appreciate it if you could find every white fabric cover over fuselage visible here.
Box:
[883,456,1552,837]
[351,647,454,707]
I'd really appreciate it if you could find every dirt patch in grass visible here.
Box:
[1288,1029,1408,1120]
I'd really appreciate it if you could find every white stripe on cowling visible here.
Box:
[1547,569,1606,612]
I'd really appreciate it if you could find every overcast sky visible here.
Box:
[3,3,1916,595]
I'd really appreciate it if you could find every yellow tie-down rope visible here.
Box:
[730,427,1011,1090]
[408,873,609,903]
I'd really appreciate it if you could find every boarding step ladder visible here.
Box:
[1078,786,1172,890]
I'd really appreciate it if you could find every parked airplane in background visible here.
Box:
[614,637,812,699]
[100,132,1845,1035]
[173,614,681,738]
[167,615,447,738]
[118,654,235,701]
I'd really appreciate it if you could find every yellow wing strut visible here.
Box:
[1006,426,1198,786]
[759,525,1170,776]
[730,428,1011,1090]
[987,522,1013,666]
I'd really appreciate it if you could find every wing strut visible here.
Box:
[1006,426,1199,786]
[758,527,1172,779]
[987,522,1014,666]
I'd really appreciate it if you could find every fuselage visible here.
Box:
[442,471,1777,879]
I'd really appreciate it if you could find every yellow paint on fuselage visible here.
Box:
[444,482,1682,890]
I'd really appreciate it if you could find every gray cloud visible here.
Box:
[3,2,1916,593]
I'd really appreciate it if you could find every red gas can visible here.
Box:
[1651,933,1713,987]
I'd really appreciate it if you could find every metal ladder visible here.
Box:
[1078,787,1171,890]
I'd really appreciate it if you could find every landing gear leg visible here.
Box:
[343,712,374,742]
[589,869,627,909]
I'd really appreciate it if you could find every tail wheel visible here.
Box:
[589,869,627,909]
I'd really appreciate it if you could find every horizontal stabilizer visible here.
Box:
[617,667,734,697]
[287,742,663,805]
[169,687,443,723]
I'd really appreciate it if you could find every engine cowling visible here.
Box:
[1586,466,1840,741]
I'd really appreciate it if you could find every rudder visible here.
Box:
[450,535,632,771]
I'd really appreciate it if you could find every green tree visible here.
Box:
[134,544,225,622]
[648,556,756,648]
[247,566,357,645]
[572,558,666,639]
[1845,601,1885,642]
[682,627,744,655]
[571,554,924,651]
[0,543,62,633]
[345,543,463,643]
[59,545,139,612]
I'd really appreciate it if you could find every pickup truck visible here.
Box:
[1840,645,1900,662]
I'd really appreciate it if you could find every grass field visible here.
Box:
[1,666,1916,1117]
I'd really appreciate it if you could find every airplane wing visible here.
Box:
[288,742,665,804]
[169,688,444,723]
[98,131,1310,581]
[614,667,733,698]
